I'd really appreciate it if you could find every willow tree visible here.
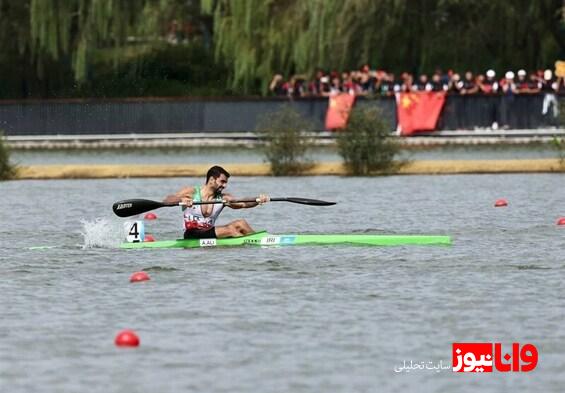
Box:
[201,0,351,93]
[203,0,565,94]
[0,1,33,97]
[28,0,175,81]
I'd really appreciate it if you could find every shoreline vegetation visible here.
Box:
[14,159,565,179]
[0,131,16,180]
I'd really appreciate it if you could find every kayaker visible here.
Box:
[163,165,269,239]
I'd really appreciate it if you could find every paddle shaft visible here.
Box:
[113,197,335,217]
[190,197,335,206]
[193,198,319,205]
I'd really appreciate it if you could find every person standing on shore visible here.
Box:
[540,69,559,124]
[478,69,500,129]
[163,166,269,239]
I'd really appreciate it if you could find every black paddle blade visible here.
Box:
[112,199,169,217]
[273,197,336,206]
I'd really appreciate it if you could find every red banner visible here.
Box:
[325,93,356,130]
[395,91,446,135]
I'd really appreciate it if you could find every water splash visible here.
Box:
[81,218,123,249]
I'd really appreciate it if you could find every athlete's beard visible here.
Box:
[210,177,226,193]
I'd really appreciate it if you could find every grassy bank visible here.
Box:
[14,159,565,179]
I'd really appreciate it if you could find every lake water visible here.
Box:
[11,144,559,166]
[1,174,564,392]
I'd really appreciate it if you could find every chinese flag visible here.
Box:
[395,91,446,135]
[325,93,356,130]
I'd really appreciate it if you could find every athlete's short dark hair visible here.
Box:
[206,166,230,183]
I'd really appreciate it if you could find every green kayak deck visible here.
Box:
[120,231,451,249]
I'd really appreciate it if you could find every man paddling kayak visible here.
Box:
[163,166,269,239]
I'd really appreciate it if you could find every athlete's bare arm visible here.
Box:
[163,186,195,206]
[223,193,269,209]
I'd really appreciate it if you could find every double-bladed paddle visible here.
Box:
[112,197,336,217]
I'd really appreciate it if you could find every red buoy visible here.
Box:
[144,234,155,242]
[115,330,140,347]
[130,271,150,283]
[144,212,157,220]
[557,217,565,226]
[494,199,508,207]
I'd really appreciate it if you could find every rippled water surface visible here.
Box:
[1,174,564,392]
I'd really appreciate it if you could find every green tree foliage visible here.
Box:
[255,106,315,175]
[552,134,565,167]
[0,0,217,97]
[28,0,175,81]
[71,43,228,97]
[0,131,16,180]
[337,107,401,175]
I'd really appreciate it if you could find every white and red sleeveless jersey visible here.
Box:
[183,186,224,230]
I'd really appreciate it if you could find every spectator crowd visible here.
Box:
[269,66,565,98]
[270,65,564,130]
